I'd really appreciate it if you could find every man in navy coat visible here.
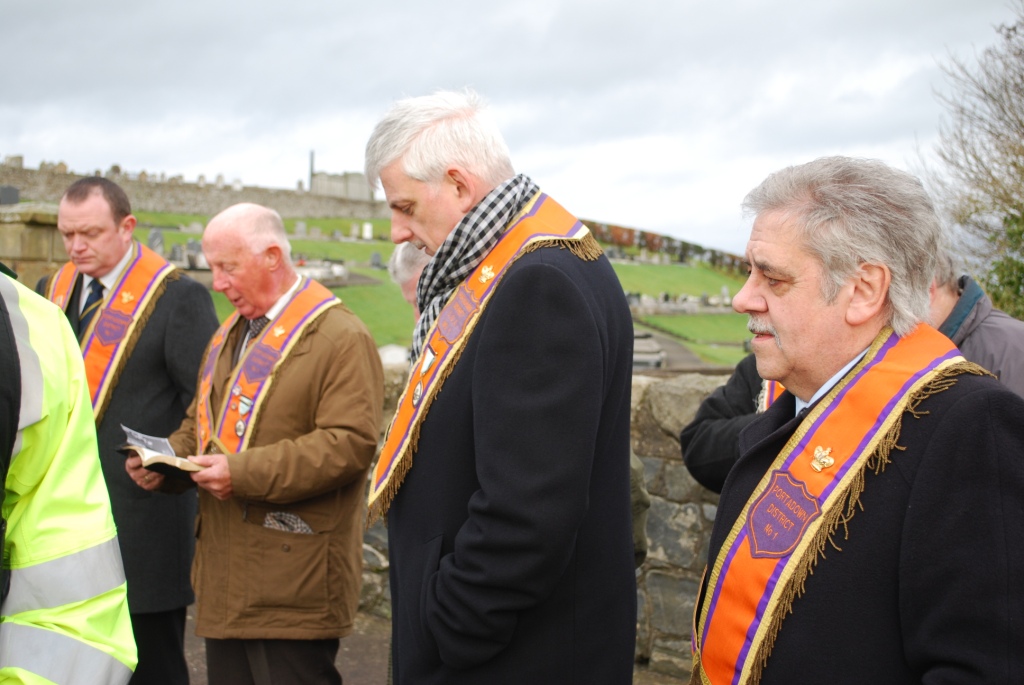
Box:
[365,90,637,684]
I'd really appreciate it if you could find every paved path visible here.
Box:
[184,606,683,683]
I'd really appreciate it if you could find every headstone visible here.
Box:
[362,222,373,240]
[169,244,184,263]
[147,229,164,255]
[215,174,225,189]
[0,186,19,205]
[185,238,202,269]
[197,174,206,188]
[294,221,307,238]
[350,223,360,239]
[370,252,383,269]
[231,179,243,191]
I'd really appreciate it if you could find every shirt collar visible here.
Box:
[262,274,303,322]
[795,347,869,417]
[82,243,134,308]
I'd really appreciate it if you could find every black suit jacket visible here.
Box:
[699,373,1024,683]
[388,246,636,685]
[38,266,219,614]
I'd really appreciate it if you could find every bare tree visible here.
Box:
[934,2,1024,317]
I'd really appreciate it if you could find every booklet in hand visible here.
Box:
[119,424,205,475]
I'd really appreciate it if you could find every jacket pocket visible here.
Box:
[244,524,329,610]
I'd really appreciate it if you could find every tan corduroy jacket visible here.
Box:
[169,301,383,639]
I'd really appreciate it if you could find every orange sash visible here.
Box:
[45,243,175,423]
[758,380,784,412]
[194,278,339,455]
[692,325,963,685]
[367,192,601,523]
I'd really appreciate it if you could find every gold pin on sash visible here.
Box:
[121,291,135,304]
[479,265,495,284]
[273,325,286,338]
[811,446,834,472]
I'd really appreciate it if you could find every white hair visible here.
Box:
[364,89,515,189]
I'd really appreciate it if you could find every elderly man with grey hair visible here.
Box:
[128,203,384,685]
[689,157,1024,685]
[365,90,636,684]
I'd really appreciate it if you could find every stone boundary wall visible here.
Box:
[361,365,727,681]
[0,166,388,220]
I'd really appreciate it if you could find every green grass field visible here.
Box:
[137,218,748,362]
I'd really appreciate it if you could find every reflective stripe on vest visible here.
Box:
[0,622,133,684]
[1,537,125,616]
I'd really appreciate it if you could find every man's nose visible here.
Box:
[732,277,760,314]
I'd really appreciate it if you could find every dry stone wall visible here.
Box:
[362,365,728,681]
[0,166,387,220]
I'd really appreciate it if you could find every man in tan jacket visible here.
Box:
[127,203,384,685]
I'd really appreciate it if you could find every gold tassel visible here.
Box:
[746,358,990,683]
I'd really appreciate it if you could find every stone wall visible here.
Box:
[360,365,727,681]
[0,203,66,288]
[0,166,388,220]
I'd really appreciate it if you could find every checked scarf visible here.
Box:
[412,173,540,358]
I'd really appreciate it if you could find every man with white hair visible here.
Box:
[690,157,1024,684]
[128,203,384,685]
[366,90,636,684]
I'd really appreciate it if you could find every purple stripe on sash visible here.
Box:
[217,281,333,438]
[86,256,172,404]
[706,332,957,682]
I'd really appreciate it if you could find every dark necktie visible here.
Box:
[248,316,270,339]
[79,279,105,338]
[236,316,270,363]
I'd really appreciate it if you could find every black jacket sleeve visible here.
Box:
[679,353,761,493]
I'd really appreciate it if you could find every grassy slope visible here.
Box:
[137,222,749,360]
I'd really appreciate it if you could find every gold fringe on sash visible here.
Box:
[94,269,180,424]
[743,360,990,684]
[366,234,600,526]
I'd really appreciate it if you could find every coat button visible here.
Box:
[281,544,291,552]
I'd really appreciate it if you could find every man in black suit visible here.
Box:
[689,157,1024,684]
[38,177,218,685]
[365,90,637,684]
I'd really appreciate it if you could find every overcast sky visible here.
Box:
[1,0,1017,254]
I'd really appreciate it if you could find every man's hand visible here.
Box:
[190,453,233,500]
[125,455,164,491]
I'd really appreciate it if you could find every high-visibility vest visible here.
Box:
[0,271,137,684]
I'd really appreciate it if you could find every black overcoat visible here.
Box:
[388,245,637,684]
[38,268,218,614]
[698,372,1024,683]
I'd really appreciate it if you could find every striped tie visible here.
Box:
[79,279,105,338]
[248,316,270,339]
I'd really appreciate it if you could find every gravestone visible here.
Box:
[169,244,184,263]
[147,229,164,255]
[370,252,383,269]
[185,239,203,270]
[0,186,18,205]
[294,221,307,238]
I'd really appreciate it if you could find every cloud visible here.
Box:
[1,0,1017,254]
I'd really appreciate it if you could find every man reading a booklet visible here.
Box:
[127,203,383,685]
[688,157,1024,684]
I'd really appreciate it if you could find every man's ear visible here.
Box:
[120,214,137,236]
[846,262,890,326]
[444,167,480,214]
[264,245,284,271]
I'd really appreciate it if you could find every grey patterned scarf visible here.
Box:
[412,173,540,358]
